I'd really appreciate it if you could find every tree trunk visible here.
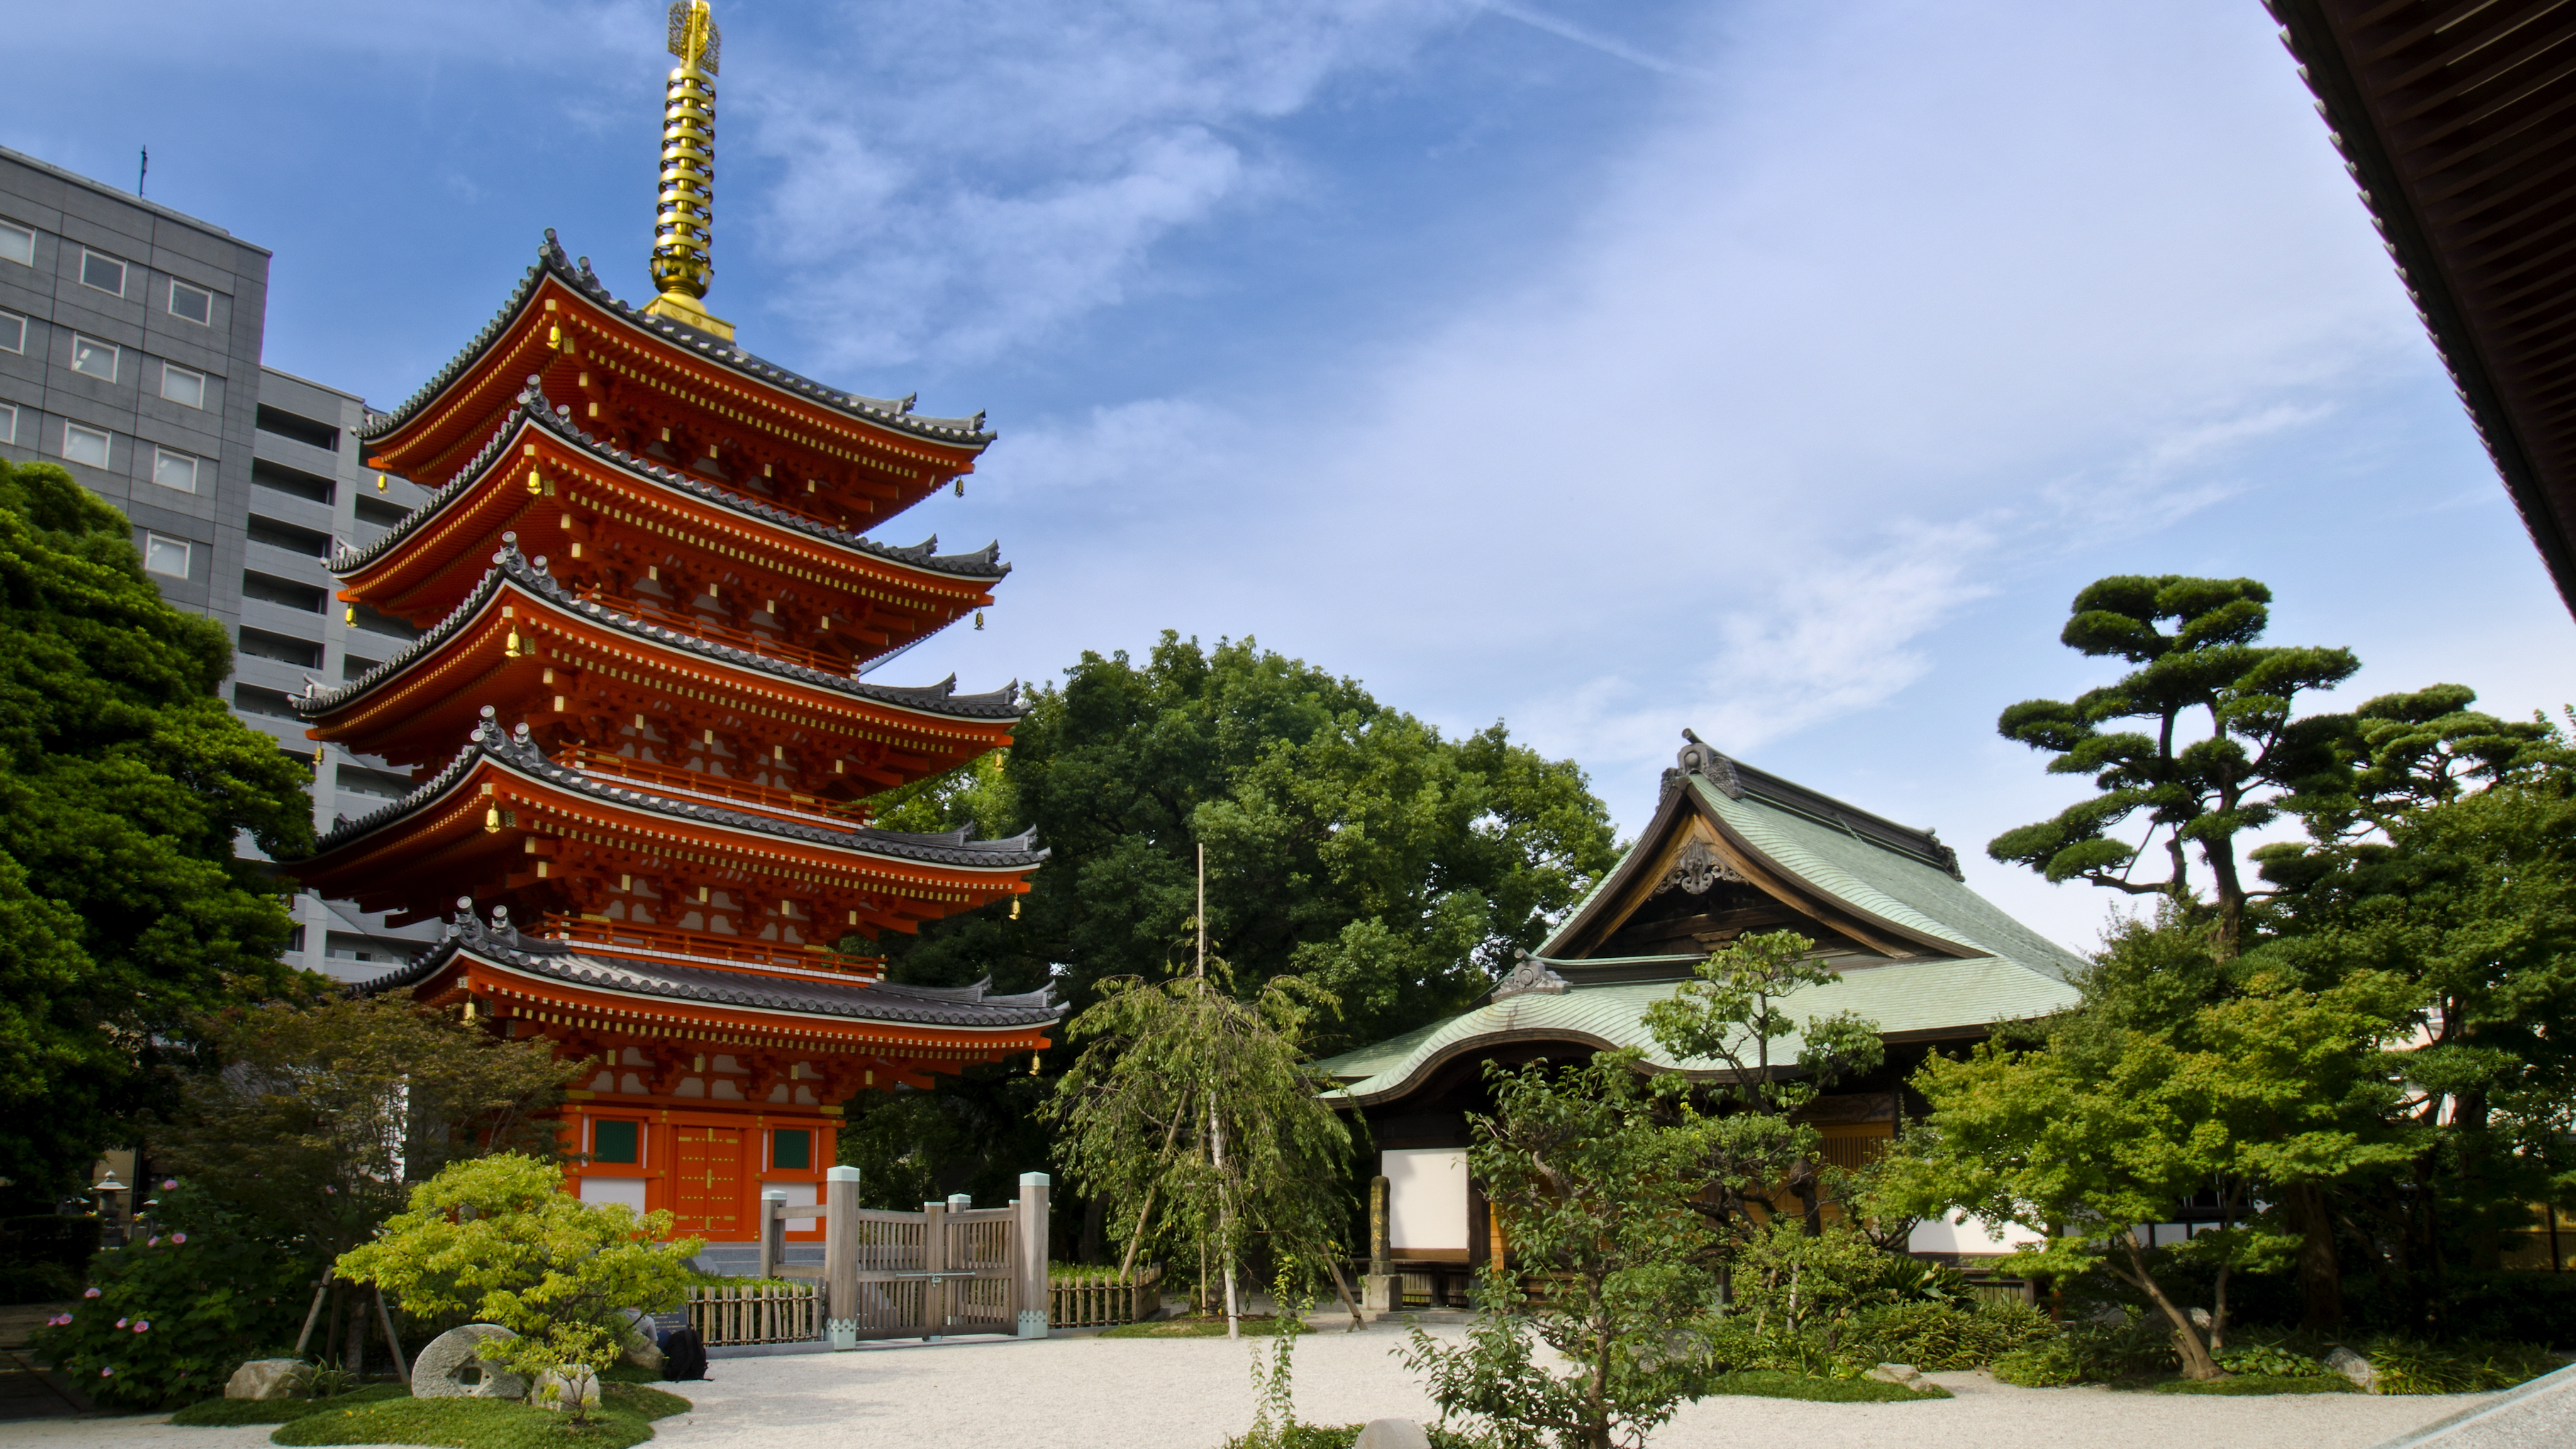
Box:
[342,1287,367,1378]
[2118,1235,2222,1380]
[1212,1102,1239,1340]
[1079,1192,1107,1265]
[2282,1182,2343,1333]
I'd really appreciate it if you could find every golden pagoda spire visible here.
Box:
[645,0,733,341]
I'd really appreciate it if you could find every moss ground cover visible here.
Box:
[1702,1371,1951,1403]
[168,1383,409,1426]
[267,1381,689,1448]
[1099,1316,1294,1338]
[2146,1375,2357,1396]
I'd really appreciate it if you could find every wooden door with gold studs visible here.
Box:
[672,1126,743,1237]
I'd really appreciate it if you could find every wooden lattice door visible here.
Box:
[673,1126,743,1237]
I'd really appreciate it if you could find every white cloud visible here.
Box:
[736,0,1479,367]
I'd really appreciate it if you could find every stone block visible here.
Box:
[2326,1345,2377,1392]
[1353,1419,1430,1449]
[534,1363,601,1414]
[1867,1363,1927,1389]
[223,1358,304,1400]
[412,1323,526,1399]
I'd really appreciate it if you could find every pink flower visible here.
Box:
[132,1321,148,1333]
[145,1236,158,1248]
[324,1185,337,1195]
[82,1288,101,1299]
[114,1318,127,1329]
[99,1367,113,1377]
[170,1232,187,1245]
[161,1179,176,1191]
[47,1314,69,1326]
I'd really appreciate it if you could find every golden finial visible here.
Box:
[644,1,734,341]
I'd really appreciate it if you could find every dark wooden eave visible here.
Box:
[2268,0,2576,618]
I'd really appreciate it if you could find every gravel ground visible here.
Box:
[4,1326,2499,1449]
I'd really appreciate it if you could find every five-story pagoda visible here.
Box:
[290,1,1057,1246]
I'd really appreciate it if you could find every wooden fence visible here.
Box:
[1047,1265,1163,1328]
[688,1280,824,1346]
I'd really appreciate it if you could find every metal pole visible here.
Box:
[1016,1172,1052,1338]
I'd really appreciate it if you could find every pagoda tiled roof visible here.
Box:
[332,387,1010,583]
[306,716,1047,870]
[297,542,1023,724]
[361,910,1065,1030]
[360,230,994,449]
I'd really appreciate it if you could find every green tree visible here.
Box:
[2255,770,2576,1327]
[1048,943,1353,1334]
[155,995,576,1263]
[1878,967,2408,1379]
[335,1154,701,1399]
[876,633,1620,1055]
[1641,931,1884,1236]
[0,457,315,1192]
[1986,575,2355,953]
[1402,1052,1720,1449]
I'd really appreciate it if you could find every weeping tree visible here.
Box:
[1048,901,1356,1338]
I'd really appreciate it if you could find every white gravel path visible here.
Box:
[7,1326,2497,1449]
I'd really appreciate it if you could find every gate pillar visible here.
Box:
[824,1165,860,1350]
[1014,1171,1051,1338]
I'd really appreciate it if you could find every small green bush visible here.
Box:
[2150,1374,2355,1396]
[2215,1343,2323,1378]
[2362,1336,2561,1394]
[1225,1426,1478,1449]
[26,1215,310,1409]
[1851,1299,2056,1370]
[1703,1370,1951,1402]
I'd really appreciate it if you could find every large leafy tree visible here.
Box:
[1987,575,2356,953]
[877,633,1619,1052]
[0,458,314,1194]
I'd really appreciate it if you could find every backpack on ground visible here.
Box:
[658,1324,708,1382]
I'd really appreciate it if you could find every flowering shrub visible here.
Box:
[27,1215,308,1409]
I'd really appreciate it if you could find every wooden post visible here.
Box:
[824,1165,860,1347]
[758,1190,786,1282]
[374,1290,409,1382]
[1014,1172,1051,1338]
[292,1280,328,1356]
[920,1199,947,1341]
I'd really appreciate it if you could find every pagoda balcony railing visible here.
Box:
[539,913,884,980]
[573,587,862,677]
[554,745,870,832]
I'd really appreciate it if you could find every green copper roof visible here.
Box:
[1311,748,2085,1106]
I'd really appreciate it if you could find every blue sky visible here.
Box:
[17,0,2575,952]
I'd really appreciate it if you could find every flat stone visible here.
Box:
[1867,1363,1928,1389]
[412,1324,526,1400]
[223,1359,304,1401]
[535,1363,601,1414]
[1353,1419,1431,1449]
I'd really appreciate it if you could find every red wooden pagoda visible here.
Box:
[289,1,1055,1246]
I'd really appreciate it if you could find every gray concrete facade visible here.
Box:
[0,144,440,982]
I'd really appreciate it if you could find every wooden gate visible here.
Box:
[818,1170,1052,1342]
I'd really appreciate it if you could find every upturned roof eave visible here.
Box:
[359,934,1067,1031]
[333,396,1013,590]
[297,723,1047,875]
[359,231,996,455]
[298,546,1026,730]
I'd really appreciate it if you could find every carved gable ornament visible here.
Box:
[1655,837,1745,897]
[1491,950,1570,1001]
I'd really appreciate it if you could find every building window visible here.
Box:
[79,249,125,296]
[152,446,199,492]
[0,219,32,266]
[770,1128,811,1170]
[159,364,206,408]
[61,422,110,467]
[143,533,191,579]
[69,335,119,381]
[0,310,22,353]
[167,280,213,325]
[0,404,16,446]
[594,1120,641,1165]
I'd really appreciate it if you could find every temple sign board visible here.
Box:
[1384,1147,1469,1260]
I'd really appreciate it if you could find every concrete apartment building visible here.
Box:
[0,143,438,981]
